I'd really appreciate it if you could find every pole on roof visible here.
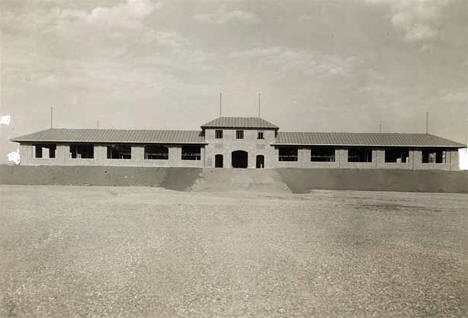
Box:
[258,93,261,117]
[426,112,429,134]
[379,121,383,133]
[97,120,99,129]
[50,106,53,128]
[219,92,222,117]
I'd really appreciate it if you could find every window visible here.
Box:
[215,130,223,139]
[34,144,56,159]
[348,148,372,162]
[182,145,201,160]
[311,147,335,162]
[257,131,264,139]
[385,148,409,163]
[70,144,94,159]
[279,147,298,161]
[144,145,168,160]
[107,144,131,159]
[236,130,244,139]
[422,149,446,164]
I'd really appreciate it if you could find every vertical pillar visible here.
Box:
[273,147,279,168]
[20,144,33,165]
[374,149,385,168]
[95,145,107,164]
[56,144,68,164]
[248,151,255,169]
[449,149,459,171]
[132,145,144,162]
[169,146,182,166]
[298,148,309,167]
[408,149,415,169]
[413,150,422,169]
[336,148,347,168]
[201,146,206,167]
[226,151,232,168]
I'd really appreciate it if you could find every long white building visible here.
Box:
[12,117,464,170]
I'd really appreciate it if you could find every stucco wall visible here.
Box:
[19,143,205,168]
[271,147,460,171]
[204,128,277,168]
[18,142,460,171]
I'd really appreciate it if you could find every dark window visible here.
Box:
[215,154,223,168]
[256,155,264,168]
[182,145,201,160]
[145,145,168,160]
[107,144,131,159]
[422,149,446,163]
[311,147,335,162]
[34,144,56,159]
[236,130,244,139]
[348,148,372,162]
[385,148,409,163]
[215,130,223,139]
[70,144,94,159]
[279,147,298,161]
[257,132,264,139]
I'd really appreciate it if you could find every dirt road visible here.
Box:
[0,186,465,317]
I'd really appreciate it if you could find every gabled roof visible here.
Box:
[274,132,465,148]
[11,129,206,144]
[201,117,278,129]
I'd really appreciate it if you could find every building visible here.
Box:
[11,116,464,170]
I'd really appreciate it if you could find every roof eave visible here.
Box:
[12,139,208,145]
[271,143,465,148]
[201,126,278,129]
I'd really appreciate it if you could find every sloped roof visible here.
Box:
[11,129,206,144]
[201,117,278,129]
[274,132,465,148]
[11,128,464,148]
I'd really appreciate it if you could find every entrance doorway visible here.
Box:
[232,150,248,168]
[256,155,264,168]
[215,154,223,168]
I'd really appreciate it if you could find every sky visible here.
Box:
[0,0,467,163]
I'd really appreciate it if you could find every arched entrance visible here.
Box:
[232,150,248,168]
[215,154,223,168]
[256,155,264,168]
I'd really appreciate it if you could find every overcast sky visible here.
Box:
[0,0,467,161]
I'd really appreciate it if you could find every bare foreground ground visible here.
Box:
[0,186,466,317]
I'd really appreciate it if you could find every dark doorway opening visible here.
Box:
[256,155,264,168]
[215,154,223,168]
[232,150,248,168]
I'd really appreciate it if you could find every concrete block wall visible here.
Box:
[271,147,460,171]
[19,143,205,168]
[373,149,414,170]
[18,142,460,171]
[274,147,339,168]
[412,149,458,171]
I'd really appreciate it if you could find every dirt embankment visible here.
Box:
[0,165,467,193]
[276,168,468,193]
[0,165,201,191]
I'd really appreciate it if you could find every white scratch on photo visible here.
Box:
[7,149,21,165]
[0,115,11,126]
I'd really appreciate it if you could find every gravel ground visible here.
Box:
[0,185,466,317]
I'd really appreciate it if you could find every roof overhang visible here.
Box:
[271,143,465,148]
[12,139,208,145]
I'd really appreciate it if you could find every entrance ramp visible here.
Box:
[190,168,291,193]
